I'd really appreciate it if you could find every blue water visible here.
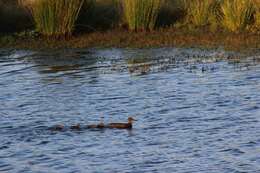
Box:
[0,48,260,173]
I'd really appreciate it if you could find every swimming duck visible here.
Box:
[49,124,65,131]
[107,117,137,129]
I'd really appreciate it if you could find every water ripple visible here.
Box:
[0,48,260,173]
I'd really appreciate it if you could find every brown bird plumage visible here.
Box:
[107,117,137,129]
[49,117,137,131]
[70,124,81,130]
[49,124,65,131]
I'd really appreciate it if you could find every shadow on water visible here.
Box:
[20,49,103,85]
[29,49,96,73]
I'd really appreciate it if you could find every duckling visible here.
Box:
[87,117,105,129]
[70,123,81,130]
[49,124,65,131]
[107,117,137,129]
[97,120,105,128]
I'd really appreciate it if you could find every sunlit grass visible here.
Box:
[220,0,254,32]
[253,0,260,29]
[2,0,259,35]
[20,0,84,37]
[256,11,260,29]
[182,0,216,27]
[122,0,164,31]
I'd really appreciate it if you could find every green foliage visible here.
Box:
[256,11,260,30]
[220,0,254,32]
[2,0,260,35]
[254,0,260,29]
[0,35,15,44]
[182,0,216,27]
[122,0,164,31]
[28,0,84,37]
[14,30,39,39]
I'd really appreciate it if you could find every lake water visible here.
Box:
[0,48,260,173]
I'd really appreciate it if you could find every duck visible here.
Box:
[107,117,137,129]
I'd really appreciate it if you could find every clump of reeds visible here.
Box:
[122,0,164,31]
[220,0,254,32]
[253,0,260,29]
[182,0,216,27]
[19,0,84,37]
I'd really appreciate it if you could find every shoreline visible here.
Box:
[0,29,260,51]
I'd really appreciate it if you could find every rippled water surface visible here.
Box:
[0,48,260,173]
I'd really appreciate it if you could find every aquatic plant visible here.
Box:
[220,0,254,32]
[20,0,84,37]
[122,0,164,31]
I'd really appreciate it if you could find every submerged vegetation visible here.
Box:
[0,0,259,48]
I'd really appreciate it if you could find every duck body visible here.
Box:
[106,117,136,129]
[86,117,136,129]
[107,123,132,129]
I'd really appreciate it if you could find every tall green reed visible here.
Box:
[253,0,260,29]
[220,0,254,32]
[22,0,84,37]
[182,0,216,27]
[122,0,164,31]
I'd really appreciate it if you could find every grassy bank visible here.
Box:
[0,0,259,50]
[1,28,259,51]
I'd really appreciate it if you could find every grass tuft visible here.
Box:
[220,0,254,32]
[19,0,84,37]
[122,0,164,31]
[253,0,260,29]
[182,0,216,27]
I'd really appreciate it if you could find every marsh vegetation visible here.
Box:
[23,0,85,37]
[122,0,164,31]
[0,0,259,48]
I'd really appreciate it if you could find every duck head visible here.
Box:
[128,117,137,124]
